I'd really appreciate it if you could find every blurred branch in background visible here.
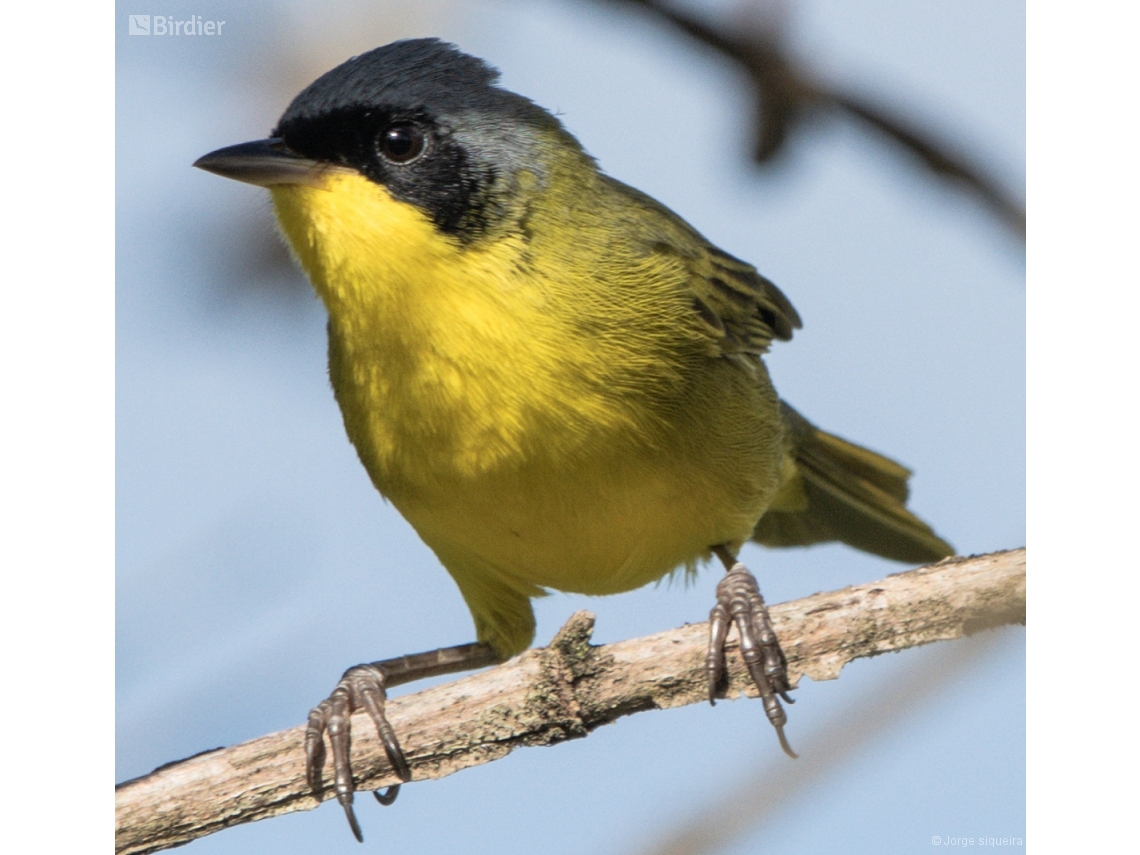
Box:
[115,549,1025,855]
[635,629,1011,855]
[603,0,1026,242]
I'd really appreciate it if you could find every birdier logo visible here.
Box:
[128,14,226,36]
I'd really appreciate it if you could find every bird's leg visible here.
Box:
[306,642,503,841]
[706,545,797,758]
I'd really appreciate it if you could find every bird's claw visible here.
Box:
[706,561,797,758]
[305,663,413,841]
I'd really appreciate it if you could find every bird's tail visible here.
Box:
[752,402,954,563]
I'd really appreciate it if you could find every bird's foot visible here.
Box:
[305,642,502,841]
[706,550,797,758]
[305,664,411,842]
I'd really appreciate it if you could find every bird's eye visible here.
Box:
[378,123,426,163]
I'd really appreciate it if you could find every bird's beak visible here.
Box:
[193,138,352,187]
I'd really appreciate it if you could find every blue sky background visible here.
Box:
[116,2,1025,852]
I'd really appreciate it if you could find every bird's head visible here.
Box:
[195,38,585,260]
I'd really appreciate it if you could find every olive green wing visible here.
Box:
[665,241,807,357]
[602,176,801,356]
[601,178,946,562]
[684,244,803,357]
[673,246,949,562]
[753,402,954,563]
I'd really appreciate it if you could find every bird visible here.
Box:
[194,37,953,841]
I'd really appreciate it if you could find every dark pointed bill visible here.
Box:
[193,138,353,187]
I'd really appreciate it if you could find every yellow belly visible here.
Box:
[399,449,764,599]
[269,175,785,655]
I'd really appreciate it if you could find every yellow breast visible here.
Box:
[269,170,781,648]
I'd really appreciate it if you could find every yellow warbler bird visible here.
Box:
[195,38,952,841]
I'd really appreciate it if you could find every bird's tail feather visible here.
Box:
[752,402,954,564]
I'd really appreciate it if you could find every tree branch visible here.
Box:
[603,0,1026,241]
[115,548,1025,854]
